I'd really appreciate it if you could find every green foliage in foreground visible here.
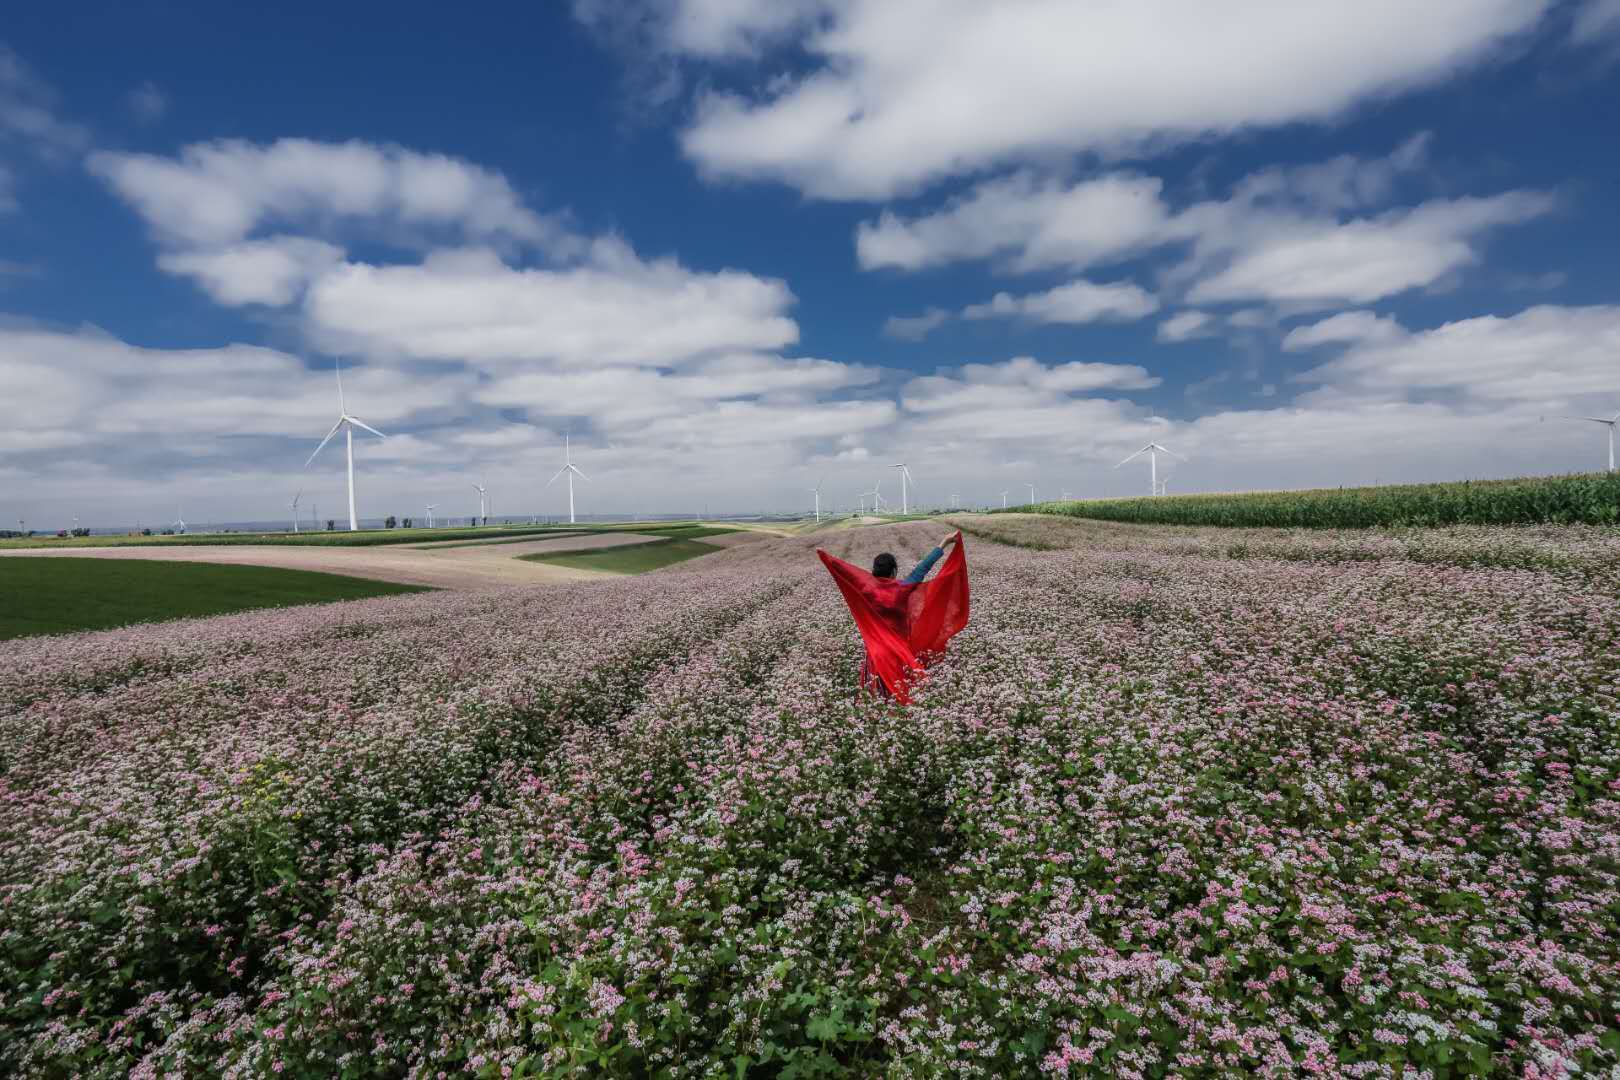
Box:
[520,538,723,574]
[1012,471,1620,528]
[0,559,430,639]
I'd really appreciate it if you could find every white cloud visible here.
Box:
[857,172,1169,272]
[158,237,345,306]
[0,324,470,445]
[670,0,1551,199]
[1157,311,1218,343]
[882,308,950,341]
[1282,310,1405,351]
[858,141,1554,310]
[1302,304,1620,404]
[127,81,168,124]
[963,280,1159,325]
[1182,191,1555,306]
[303,241,798,366]
[89,138,574,251]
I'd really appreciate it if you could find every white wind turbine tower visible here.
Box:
[290,491,302,533]
[425,504,436,528]
[891,463,914,514]
[472,478,489,525]
[1548,411,1619,472]
[1000,490,1009,509]
[172,507,187,535]
[306,360,387,531]
[1025,482,1036,504]
[864,478,887,513]
[808,477,824,523]
[547,435,590,524]
[1117,442,1184,496]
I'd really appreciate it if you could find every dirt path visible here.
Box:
[0,532,666,591]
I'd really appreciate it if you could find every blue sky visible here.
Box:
[3,0,1619,527]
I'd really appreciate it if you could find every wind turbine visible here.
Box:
[863,478,887,513]
[1117,442,1184,496]
[172,507,187,535]
[1000,490,1008,509]
[425,504,436,529]
[808,477,824,523]
[290,491,302,533]
[949,493,960,509]
[472,478,488,525]
[1547,411,1619,472]
[547,435,589,524]
[306,360,387,531]
[1025,482,1036,505]
[891,463,914,514]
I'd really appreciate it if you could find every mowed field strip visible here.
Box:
[0,530,710,590]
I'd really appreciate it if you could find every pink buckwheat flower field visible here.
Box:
[2,516,1618,1077]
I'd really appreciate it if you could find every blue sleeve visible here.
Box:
[903,547,944,584]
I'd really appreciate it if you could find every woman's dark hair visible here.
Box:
[872,552,898,578]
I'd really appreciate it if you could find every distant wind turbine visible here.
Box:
[1547,411,1619,472]
[891,463,914,514]
[863,478,887,513]
[547,435,589,524]
[472,478,488,525]
[425,504,436,529]
[808,476,824,523]
[1001,490,1009,509]
[1117,442,1184,496]
[173,507,187,535]
[306,360,387,531]
[1025,482,1036,504]
[290,491,302,533]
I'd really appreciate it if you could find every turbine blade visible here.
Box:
[305,419,345,467]
[571,466,590,482]
[347,416,387,439]
[1580,417,1615,425]
[546,466,568,486]
[1116,447,1147,468]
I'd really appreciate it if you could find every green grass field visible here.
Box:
[0,520,741,551]
[519,538,723,574]
[1010,471,1620,529]
[0,559,430,640]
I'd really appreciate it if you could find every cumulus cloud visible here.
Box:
[664,0,1550,199]
[1181,191,1555,306]
[858,140,1554,311]
[1282,310,1406,351]
[1302,304,1620,404]
[158,237,345,306]
[962,280,1159,325]
[90,138,574,251]
[857,172,1169,273]
[303,241,798,366]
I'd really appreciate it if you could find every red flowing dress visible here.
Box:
[816,532,971,704]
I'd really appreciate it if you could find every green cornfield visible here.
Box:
[1009,471,1620,528]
